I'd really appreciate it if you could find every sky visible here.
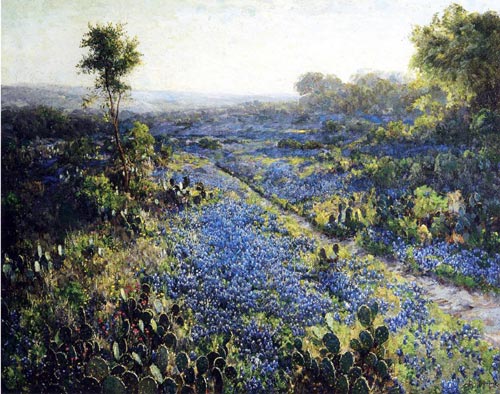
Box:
[1,0,498,95]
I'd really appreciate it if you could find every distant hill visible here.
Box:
[1,84,297,113]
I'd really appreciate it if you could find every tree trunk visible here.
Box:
[106,85,130,192]
[112,120,130,191]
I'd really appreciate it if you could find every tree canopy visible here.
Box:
[77,22,142,190]
[410,4,500,112]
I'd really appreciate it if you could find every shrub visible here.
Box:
[323,119,343,132]
[277,138,302,149]
[198,137,221,150]
[125,121,155,179]
[78,174,127,217]
[413,185,448,220]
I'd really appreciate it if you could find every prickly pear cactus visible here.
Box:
[322,332,340,354]
[352,376,371,394]
[138,376,158,394]
[320,357,336,386]
[340,351,354,374]
[175,351,189,372]
[196,375,207,394]
[196,355,209,375]
[359,330,374,350]
[102,375,127,394]
[212,366,224,393]
[86,356,110,382]
[357,305,373,328]
[162,377,177,394]
[375,325,389,345]
[224,365,238,381]
[292,350,305,367]
[337,374,350,393]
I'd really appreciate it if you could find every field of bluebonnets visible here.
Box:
[2,5,500,393]
[4,97,500,393]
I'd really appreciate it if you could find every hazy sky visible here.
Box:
[2,0,498,94]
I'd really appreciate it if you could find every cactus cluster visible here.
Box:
[317,243,340,272]
[291,303,403,393]
[326,202,364,239]
[161,176,210,207]
[30,282,238,393]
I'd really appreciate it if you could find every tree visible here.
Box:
[295,72,326,96]
[77,23,142,191]
[410,4,500,112]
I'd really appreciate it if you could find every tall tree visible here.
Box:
[77,23,142,191]
[410,4,500,112]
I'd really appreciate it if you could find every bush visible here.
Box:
[78,174,127,217]
[125,122,155,179]
[198,137,221,150]
[277,138,302,149]
[413,185,448,220]
[323,119,343,132]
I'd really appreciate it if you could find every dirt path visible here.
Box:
[214,161,500,348]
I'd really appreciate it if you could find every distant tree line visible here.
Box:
[294,70,433,118]
[296,4,499,145]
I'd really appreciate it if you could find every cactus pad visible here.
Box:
[157,345,169,373]
[224,365,238,381]
[212,367,224,393]
[375,325,389,345]
[359,330,374,350]
[350,338,362,351]
[184,366,195,385]
[196,355,209,375]
[337,374,350,393]
[196,375,207,394]
[162,377,177,394]
[164,332,177,349]
[150,364,163,384]
[86,356,109,382]
[293,337,303,351]
[357,305,373,328]
[352,376,370,394]
[176,351,189,371]
[340,351,354,374]
[320,357,336,386]
[102,376,127,394]
[292,350,305,367]
[138,376,158,394]
[322,332,341,354]
[365,352,378,367]
[376,359,389,378]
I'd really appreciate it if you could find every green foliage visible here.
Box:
[197,137,221,150]
[295,71,413,116]
[78,22,143,191]
[411,4,500,112]
[78,22,142,98]
[357,305,374,328]
[322,332,341,354]
[78,174,127,216]
[413,185,448,219]
[125,121,155,178]
[59,136,99,165]
[16,284,239,393]
[54,281,88,312]
[365,157,398,188]
[323,120,344,133]
[291,303,400,393]
[277,138,323,149]
[470,109,499,135]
